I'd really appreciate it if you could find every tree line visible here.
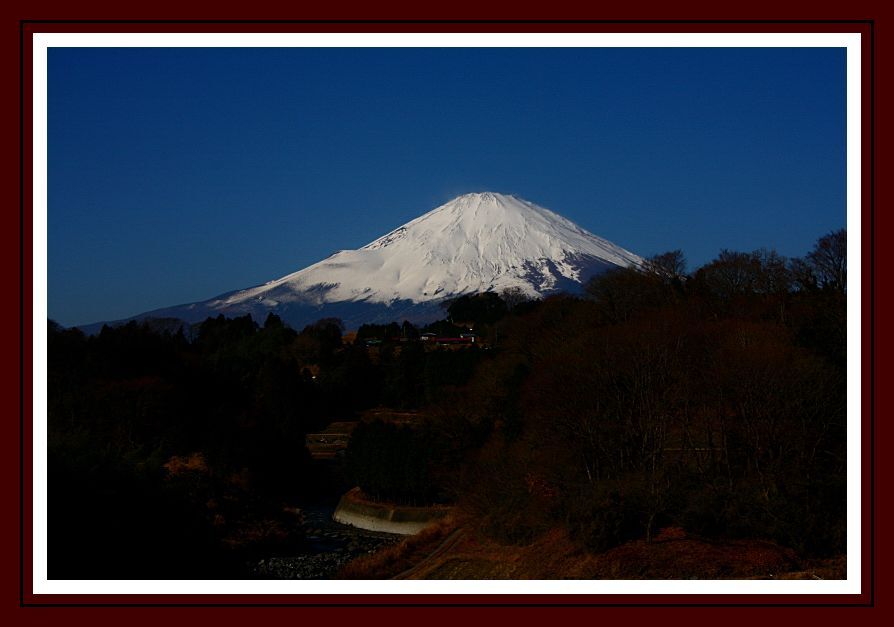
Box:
[47,308,488,575]
[344,230,847,556]
[47,228,847,576]
[444,230,847,555]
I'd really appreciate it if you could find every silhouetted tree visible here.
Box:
[807,229,846,293]
[645,249,688,282]
[401,320,420,340]
[500,286,532,312]
[447,292,508,325]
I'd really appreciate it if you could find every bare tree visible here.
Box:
[807,229,846,293]
[645,250,687,282]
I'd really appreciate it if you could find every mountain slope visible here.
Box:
[83,192,644,331]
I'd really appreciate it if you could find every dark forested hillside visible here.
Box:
[47,230,847,578]
[451,231,847,556]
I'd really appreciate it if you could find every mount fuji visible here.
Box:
[84,192,645,332]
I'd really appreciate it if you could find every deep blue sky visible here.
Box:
[48,47,846,327]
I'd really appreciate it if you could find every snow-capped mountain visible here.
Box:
[85,192,644,331]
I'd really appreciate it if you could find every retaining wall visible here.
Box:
[332,487,451,535]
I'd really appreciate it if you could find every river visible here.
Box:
[248,503,401,579]
[247,450,402,581]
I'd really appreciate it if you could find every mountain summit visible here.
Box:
[91,193,644,331]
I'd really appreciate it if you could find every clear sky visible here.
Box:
[48,46,846,327]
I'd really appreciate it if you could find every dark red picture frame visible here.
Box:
[7,10,879,617]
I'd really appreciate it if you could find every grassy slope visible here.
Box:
[340,517,846,580]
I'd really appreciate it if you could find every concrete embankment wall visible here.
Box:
[332,488,451,535]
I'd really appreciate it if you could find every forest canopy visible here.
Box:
[47,229,847,577]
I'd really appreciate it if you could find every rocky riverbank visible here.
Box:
[248,504,400,579]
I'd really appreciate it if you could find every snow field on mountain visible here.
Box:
[218,192,644,309]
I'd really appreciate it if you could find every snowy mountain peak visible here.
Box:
[451,191,518,206]
[222,192,643,308]
[107,193,645,331]
[362,192,525,251]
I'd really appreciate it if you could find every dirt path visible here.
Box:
[391,528,467,580]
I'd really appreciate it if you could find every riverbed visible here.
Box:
[249,503,401,579]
